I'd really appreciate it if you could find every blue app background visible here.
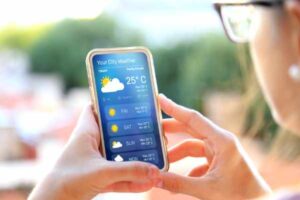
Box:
[92,52,164,169]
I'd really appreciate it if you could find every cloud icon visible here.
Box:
[112,141,123,149]
[101,78,124,93]
[114,155,124,162]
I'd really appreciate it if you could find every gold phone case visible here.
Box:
[85,47,169,171]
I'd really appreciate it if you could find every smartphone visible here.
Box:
[86,47,168,171]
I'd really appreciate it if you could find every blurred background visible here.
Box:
[1,0,300,199]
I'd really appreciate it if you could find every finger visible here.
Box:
[187,164,209,177]
[162,118,190,134]
[103,180,157,193]
[159,94,215,139]
[168,139,206,163]
[158,172,204,197]
[72,103,100,141]
[102,161,161,185]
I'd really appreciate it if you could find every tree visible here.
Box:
[29,15,144,90]
[0,25,48,50]
[153,33,243,109]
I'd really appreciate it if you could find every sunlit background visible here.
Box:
[1,0,300,200]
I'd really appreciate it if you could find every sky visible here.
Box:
[0,0,110,27]
[108,0,222,45]
[0,0,222,45]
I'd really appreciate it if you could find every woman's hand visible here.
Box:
[158,94,272,200]
[29,104,162,200]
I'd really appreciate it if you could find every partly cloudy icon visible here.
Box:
[114,155,124,162]
[112,141,123,149]
[101,78,125,93]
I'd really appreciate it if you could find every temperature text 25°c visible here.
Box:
[126,76,147,85]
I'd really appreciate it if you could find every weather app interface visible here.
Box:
[92,52,164,169]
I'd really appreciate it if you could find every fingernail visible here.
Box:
[159,93,169,101]
[148,166,159,179]
[155,180,163,188]
[159,93,166,98]
[159,94,172,104]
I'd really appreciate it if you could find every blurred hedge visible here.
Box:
[29,16,144,89]
[0,25,49,51]
[0,15,278,141]
[153,34,243,109]
[28,16,244,109]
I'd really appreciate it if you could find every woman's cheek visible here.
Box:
[250,11,275,102]
[250,10,300,132]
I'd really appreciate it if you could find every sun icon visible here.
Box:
[101,76,111,87]
[108,108,116,117]
[111,124,119,133]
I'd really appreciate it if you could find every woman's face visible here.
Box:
[250,3,300,135]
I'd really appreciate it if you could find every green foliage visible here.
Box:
[28,15,242,109]
[0,25,49,50]
[153,33,243,109]
[29,15,145,90]
[2,15,278,142]
[153,35,278,139]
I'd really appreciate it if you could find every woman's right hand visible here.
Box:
[28,104,162,200]
[158,94,272,200]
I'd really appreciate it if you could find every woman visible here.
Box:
[29,0,300,199]
[156,0,300,199]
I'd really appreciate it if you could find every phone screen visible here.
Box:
[91,51,166,169]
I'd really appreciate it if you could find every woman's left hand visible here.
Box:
[28,104,162,200]
[157,94,272,200]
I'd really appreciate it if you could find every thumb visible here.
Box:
[71,104,100,142]
[158,172,206,197]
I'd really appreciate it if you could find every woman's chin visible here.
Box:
[271,108,300,136]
